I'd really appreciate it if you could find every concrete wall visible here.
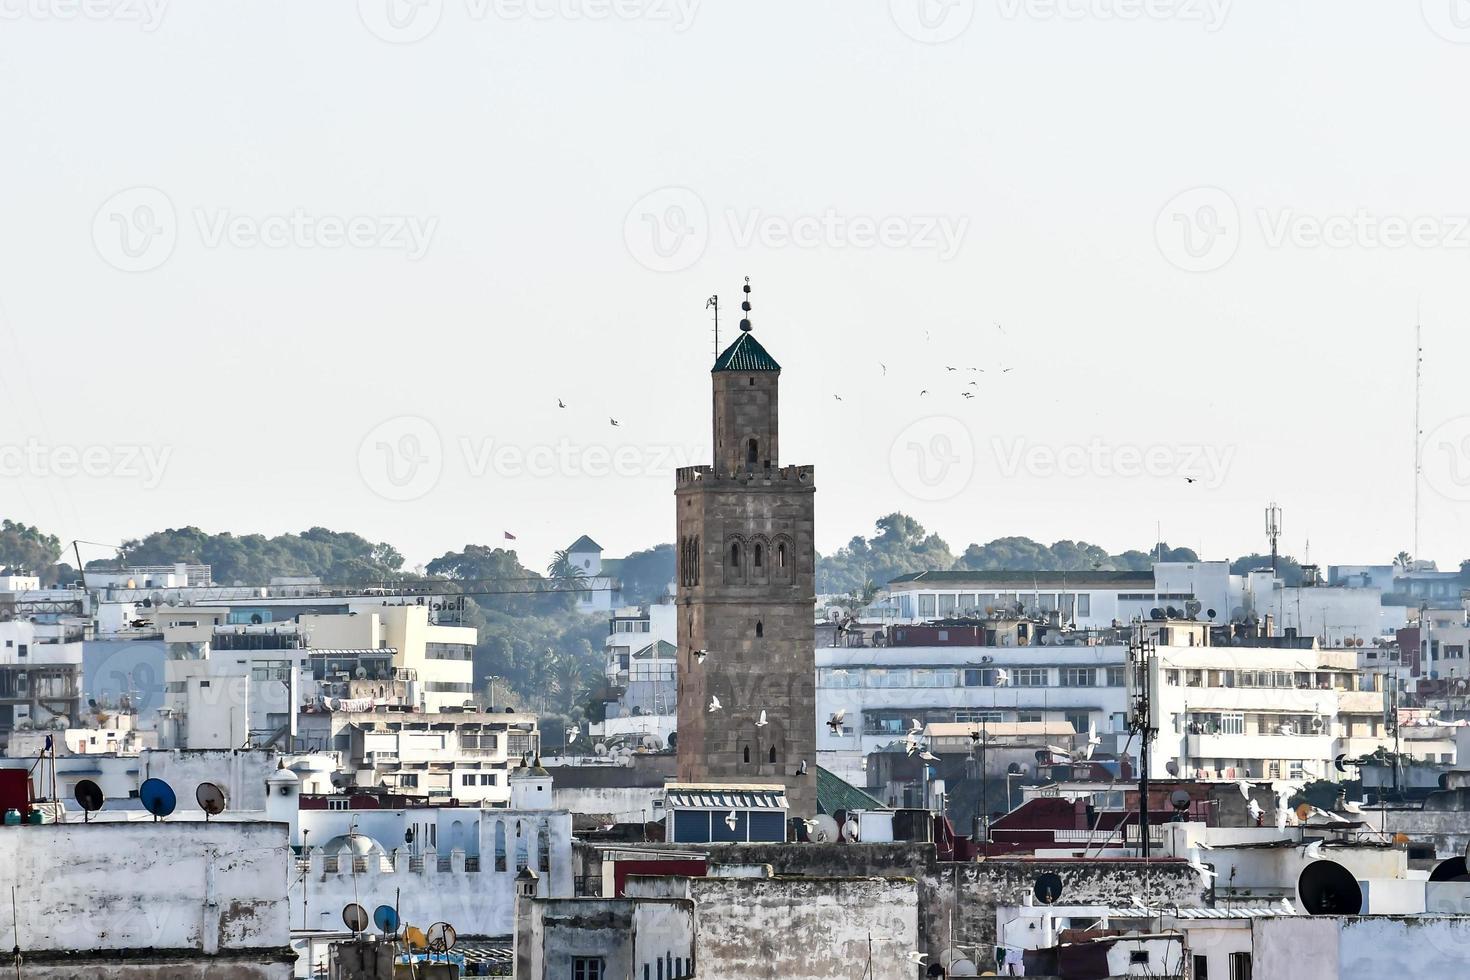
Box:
[0,822,290,956]
[690,875,918,980]
[1254,915,1470,980]
[553,784,663,824]
[10,952,294,979]
[140,748,277,811]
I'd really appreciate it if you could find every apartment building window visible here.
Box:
[1220,713,1245,735]
[1064,711,1091,737]
[1061,668,1095,687]
[1036,593,1058,613]
[1011,668,1048,687]
[964,668,997,687]
[16,644,26,658]
[573,958,605,980]
[1018,712,1042,723]
[1267,761,1281,779]
[918,594,936,617]
[938,594,957,617]
[1229,952,1252,980]
[1289,761,1306,779]
[400,774,419,788]
[1076,593,1090,617]
[955,710,1003,724]
[328,798,350,811]
[1165,670,1180,686]
[1194,955,1209,979]
[1105,667,1126,687]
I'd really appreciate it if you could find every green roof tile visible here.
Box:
[816,765,886,815]
[712,331,781,372]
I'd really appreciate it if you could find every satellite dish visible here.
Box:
[195,782,228,819]
[426,922,457,953]
[1166,606,1182,619]
[1185,600,1202,619]
[1206,608,1217,620]
[593,743,609,756]
[1016,635,1029,647]
[1150,607,1165,621]
[842,819,861,842]
[1430,857,1470,882]
[139,778,177,820]
[373,904,401,934]
[1165,760,1180,777]
[809,815,839,843]
[1007,762,1022,775]
[1170,790,1192,811]
[342,903,369,933]
[355,666,367,679]
[405,925,429,950]
[74,779,105,822]
[642,735,663,751]
[1033,872,1064,905]
[1295,803,1313,823]
[1297,861,1363,915]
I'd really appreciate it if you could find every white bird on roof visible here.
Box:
[725,810,738,832]
[1304,840,1324,861]
[905,951,928,964]
[708,695,721,713]
[755,710,768,727]
[1247,800,1263,822]
[1279,897,1296,914]
[1188,849,1217,884]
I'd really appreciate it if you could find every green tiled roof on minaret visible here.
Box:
[712,277,781,372]
[712,331,780,372]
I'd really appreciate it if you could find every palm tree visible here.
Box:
[547,549,588,592]
[1394,551,1414,570]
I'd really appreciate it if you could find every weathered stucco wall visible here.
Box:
[0,822,291,970]
[690,876,918,980]
[1255,915,1470,980]
[11,951,293,979]
[923,858,1209,954]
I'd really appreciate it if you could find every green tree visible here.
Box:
[1229,553,1304,586]
[817,513,955,593]
[0,519,62,578]
[114,526,403,585]
[616,544,676,605]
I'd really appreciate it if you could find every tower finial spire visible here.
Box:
[739,276,753,332]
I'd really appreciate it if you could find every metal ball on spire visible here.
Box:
[740,277,753,331]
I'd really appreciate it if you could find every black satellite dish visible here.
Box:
[1206,608,1217,620]
[138,778,176,821]
[1150,608,1165,620]
[1297,860,1363,915]
[1007,762,1022,775]
[1430,857,1470,882]
[196,782,228,820]
[74,779,104,823]
[1170,790,1192,811]
[1033,872,1064,905]
[343,903,369,933]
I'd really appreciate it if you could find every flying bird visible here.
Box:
[796,760,808,775]
[708,695,721,713]
[1184,477,1197,484]
[609,417,619,426]
[1001,367,1013,373]
[967,380,978,386]
[755,710,768,727]
[1237,780,1253,801]
[557,398,566,408]
[564,726,578,744]
[1083,721,1101,760]
[919,749,938,762]
[834,394,843,401]
[904,734,920,757]
[725,811,738,832]
[946,366,957,372]
[906,952,928,965]
[826,709,846,735]
[880,363,887,375]
[994,669,1010,687]
[909,718,923,735]
[919,389,928,397]
[961,392,974,399]
[1304,840,1324,861]
[694,649,708,665]
[1247,800,1264,822]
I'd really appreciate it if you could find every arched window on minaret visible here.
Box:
[747,438,758,468]
[743,745,751,764]
[730,541,741,568]
[768,745,777,764]
[756,620,764,638]
[754,543,763,569]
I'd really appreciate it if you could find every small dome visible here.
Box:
[267,766,299,785]
[321,833,386,858]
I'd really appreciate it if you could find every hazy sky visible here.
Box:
[3,0,1469,575]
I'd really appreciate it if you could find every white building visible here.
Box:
[564,535,623,614]
[0,618,84,746]
[597,601,678,745]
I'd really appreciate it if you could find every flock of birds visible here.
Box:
[837,323,1016,404]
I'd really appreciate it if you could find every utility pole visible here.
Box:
[1127,628,1159,859]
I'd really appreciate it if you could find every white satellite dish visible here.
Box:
[809,815,839,843]
[642,735,663,751]
[842,819,861,842]
[593,743,609,756]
